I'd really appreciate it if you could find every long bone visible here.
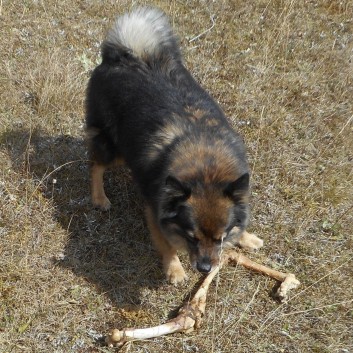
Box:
[106,250,300,348]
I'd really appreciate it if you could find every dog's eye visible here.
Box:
[162,210,178,220]
[186,230,195,238]
[185,230,197,242]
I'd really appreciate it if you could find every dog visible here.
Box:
[86,7,263,284]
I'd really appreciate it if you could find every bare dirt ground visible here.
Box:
[1,1,352,352]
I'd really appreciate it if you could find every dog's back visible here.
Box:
[86,7,247,192]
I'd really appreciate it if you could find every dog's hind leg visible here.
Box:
[145,206,187,285]
[91,163,111,211]
[87,127,123,211]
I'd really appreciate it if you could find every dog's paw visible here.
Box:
[92,195,111,211]
[165,263,188,285]
[238,231,264,251]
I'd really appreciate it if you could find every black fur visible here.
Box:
[86,8,252,275]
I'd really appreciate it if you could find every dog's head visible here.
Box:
[159,173,249,273]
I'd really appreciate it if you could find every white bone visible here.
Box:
[106,250,300,347]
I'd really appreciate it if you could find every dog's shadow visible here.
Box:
[1,127,165,306]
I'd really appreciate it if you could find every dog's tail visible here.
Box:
[102,7,181,67]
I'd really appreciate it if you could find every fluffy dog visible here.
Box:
[86,7,263,284]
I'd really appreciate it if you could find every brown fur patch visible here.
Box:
[171,139,241,185]
[185,107,219,127]
[185,106,206,120]
[188,189,233,240]
[146,121,185,161]
[204,118,220,127]
[188,236,221,269]
[91,163,111,210]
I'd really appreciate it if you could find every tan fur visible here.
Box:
[90,158,125,210]
[185,191,233,270]
[145,206,187,284]
[189,190,233,240]
[171,140,240,184]
[237,231,264,250]
[205,118,220,127]
[189,237,221,271]
[185,107,206,120]
[146,121,185,162]
[185,108,220,127]
[91,163,111,211]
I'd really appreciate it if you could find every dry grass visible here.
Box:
[1,1,352,352]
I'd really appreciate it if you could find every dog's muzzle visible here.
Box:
[196,256,212,274]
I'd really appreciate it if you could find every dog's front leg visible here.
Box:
[236,230,264,250]
[145,206,187,285]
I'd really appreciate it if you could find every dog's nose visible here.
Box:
[196,257,212,273]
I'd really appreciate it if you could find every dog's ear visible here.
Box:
[224,173,249,200]
[165,175,191,199]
